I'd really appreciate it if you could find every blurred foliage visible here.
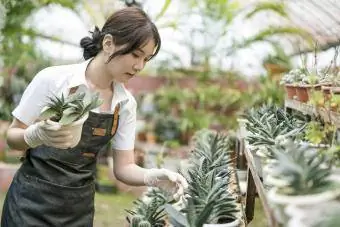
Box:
[244,75,285,109]
[0,0,80,120]
[157,0,311,79]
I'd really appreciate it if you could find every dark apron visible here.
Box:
[1,89,121,227]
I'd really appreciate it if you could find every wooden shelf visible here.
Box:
[242,141,279,227]
[285,99,340,127]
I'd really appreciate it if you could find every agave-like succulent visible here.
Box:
[267,140,333,195]
[126,188,168,227]
[165,129,239,227]
[243,104,306,159]
[39,91,102,125]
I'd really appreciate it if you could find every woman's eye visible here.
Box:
[132,53,139,58]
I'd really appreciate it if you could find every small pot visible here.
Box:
[268,187,340,207]
[268,186,340,224]
[46,113,89,148]
[284,84,296,100]
[295,85,310,103]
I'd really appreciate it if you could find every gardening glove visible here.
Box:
[144,168,188,200]
[24,120,75,149]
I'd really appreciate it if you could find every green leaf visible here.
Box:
[155,0,171,21]
[39,106,57,120]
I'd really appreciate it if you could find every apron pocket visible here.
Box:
[19,173,95,225]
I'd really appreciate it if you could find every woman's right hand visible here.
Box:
[24,120,74,149]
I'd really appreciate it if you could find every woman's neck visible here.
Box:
[85,55,113,91]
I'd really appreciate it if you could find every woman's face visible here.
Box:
[105,38,156,83]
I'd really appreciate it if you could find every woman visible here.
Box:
[1,7,188,226]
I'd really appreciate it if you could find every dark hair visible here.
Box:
[80,7,161,61]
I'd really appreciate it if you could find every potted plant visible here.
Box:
[126,188,168,227]
[267,141,340,223]
[280,68,305,100]
[165,130,242,227]
[39,91,102,147]
[263,45,292,77]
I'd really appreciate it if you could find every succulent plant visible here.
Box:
[126,188,168,227]
[39,91,102,125]
[137,220,152,227]
[243,105,305,158]
[267,140,333,195]
[131,215,145,227]
[165,129,239,227]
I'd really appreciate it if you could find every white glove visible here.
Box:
[24,120,74,149]
[144,168,188,200]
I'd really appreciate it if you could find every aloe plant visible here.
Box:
[243,104,306,158]
[165,129,240,226]
[267,140,333,195]
[39,91,102,125]
[126,188,168,227]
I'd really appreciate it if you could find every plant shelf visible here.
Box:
[285,99,340,127]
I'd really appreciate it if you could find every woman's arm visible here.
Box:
[6,118,30,151]
[113,149,147,186]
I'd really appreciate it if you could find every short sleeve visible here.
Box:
[12,69,52,125]
[112,98,137,150]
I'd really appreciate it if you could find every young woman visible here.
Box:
[1,7,188,226]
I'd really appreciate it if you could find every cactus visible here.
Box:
[138,220,152,227]
[130,215,144,227]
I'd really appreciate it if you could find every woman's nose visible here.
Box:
[133,60,145,72]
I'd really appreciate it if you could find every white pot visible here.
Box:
[46,113,88,148]
[203,218,240,227]
[236,118,249,138]
[236,170,247,182]
[268,186,340,225]
[268,187,340,206]
[285,201,340,227]
[262,161,277,191]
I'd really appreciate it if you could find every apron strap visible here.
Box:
[111,104,120,136]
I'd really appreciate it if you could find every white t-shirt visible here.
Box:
[12,59,137,150]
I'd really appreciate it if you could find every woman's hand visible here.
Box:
[24,120,74,149]
[144,168,188,200]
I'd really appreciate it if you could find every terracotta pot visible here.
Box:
[296,85,310,103]
[264,63,289,75]
[284,84,296,100]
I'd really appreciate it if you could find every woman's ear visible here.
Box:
[102,34,115,56]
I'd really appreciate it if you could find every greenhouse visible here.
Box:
[1,0,340,226]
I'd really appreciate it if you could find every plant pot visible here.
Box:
[268,187,340,207]
[284,84,296,100]
[268,186,340,225]
[203,218,240,227]
[236,118,249,138]
[295,85,310,103]
[264,63,289,75]
[285,201,340,227]
[46,113,89,148]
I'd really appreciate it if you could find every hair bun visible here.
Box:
[80,26,102,60]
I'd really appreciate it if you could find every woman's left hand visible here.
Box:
[144,168,188,200]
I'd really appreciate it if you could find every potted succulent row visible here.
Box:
[280,68,332,103]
